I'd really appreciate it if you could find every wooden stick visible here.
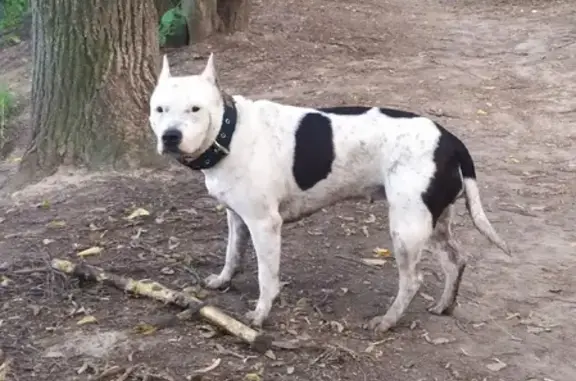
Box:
[51,259,273,352]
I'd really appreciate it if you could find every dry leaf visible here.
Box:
[364,214,376,223]
[77,361,89,375]
[0,276,11,287]
[271,339,300,350]
[29,304,42,316]
[362,258,387,267]
[77,246,103,258]
[364,338,393,353]
[329,321,345,333]
[373,247,391,257]
[194,358,221,374]
[198,325,217,339]
[168,236,180,250]
[47,220,67,228]
[430,337,452,345]
[77,315,98,326]
[265,350,276,360]
[0,358,12,381]
[420,292,435,302]
[526,326,550,335]
[133,323,157,335]
[423,333,453,345]
[244,373,262,381]
[126,208,150,220]
[486,358,507,372]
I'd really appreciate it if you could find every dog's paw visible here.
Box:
[426,303,445,316]
[203,274,229,289]
[366,315,395,333]
[427,301,456,316]
[244,310,265,328]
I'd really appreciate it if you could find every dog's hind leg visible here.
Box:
[204,209,250,289]
[368,199,433,333]
[427,204,466,316]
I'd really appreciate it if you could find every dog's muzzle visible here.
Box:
[162,128,182,153]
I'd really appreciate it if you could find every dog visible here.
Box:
[148,54,511,332]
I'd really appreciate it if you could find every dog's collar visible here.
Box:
[180,100,237,170]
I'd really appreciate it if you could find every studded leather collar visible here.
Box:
[180,100,237,170]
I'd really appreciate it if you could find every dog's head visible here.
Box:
[149,53,224,158]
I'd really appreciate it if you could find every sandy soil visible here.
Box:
[1,0,575,380]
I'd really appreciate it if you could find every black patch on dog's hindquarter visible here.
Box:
[422,124,468,227]
[293,113,335,191]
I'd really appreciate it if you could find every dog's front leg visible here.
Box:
[204,209,250,289]
[244,214,282,327]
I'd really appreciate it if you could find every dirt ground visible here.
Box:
[1,0,575,380]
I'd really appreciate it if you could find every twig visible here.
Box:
[11,267,49,275]
[51,258,273,352]
[97,366,123,380]
[115,366,135,381]
[488,314,522,342]
[335,254,378,269]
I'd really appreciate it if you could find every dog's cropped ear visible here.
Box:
[158,55,171,82]
[201,53,218,86]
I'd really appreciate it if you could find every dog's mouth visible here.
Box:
[162,147,199,165]
[162,146,181,155]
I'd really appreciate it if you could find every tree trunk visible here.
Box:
[17,0,164,184]
[218,0,250,34]
[183,0,249,43]
[154,0,178,17]
[184,0,221,42]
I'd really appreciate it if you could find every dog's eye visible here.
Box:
[191,106,200,113]
[156,106,164,113]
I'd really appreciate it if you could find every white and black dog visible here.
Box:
[148,54,511,332]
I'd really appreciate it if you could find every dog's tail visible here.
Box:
[456,139,511,256]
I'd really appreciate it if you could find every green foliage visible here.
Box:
[0,84,16,150]
[158,3,188,47]
[0,0,29,31]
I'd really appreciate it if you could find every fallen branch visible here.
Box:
[51,258,273,352]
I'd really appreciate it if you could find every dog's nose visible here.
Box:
[162,129,182,147]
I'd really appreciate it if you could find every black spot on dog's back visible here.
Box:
[317,106,421,119]
[317,106,371,115]
[293,113,335,191]
[422,124,464,226]
[379,108,420,119]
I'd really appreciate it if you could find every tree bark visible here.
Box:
[154,0,178,18]
[17,0,164,184]
[184,0,221,42]
[218,0,250,34]
[183,0,249,43]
